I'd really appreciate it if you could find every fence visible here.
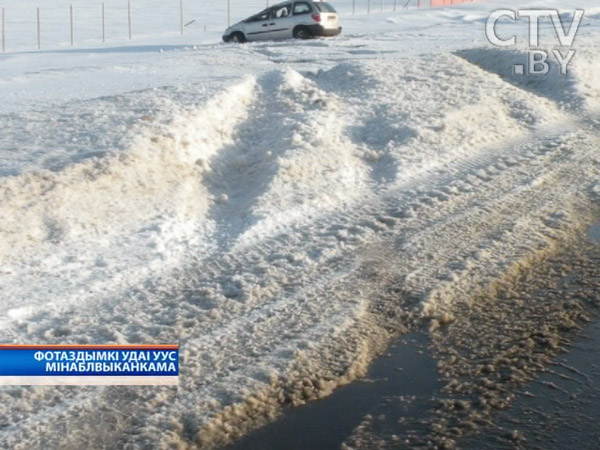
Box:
[0,0,480,54]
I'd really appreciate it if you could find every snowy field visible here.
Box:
[1,0,600,448]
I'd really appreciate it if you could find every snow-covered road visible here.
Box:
[1,1,600,448]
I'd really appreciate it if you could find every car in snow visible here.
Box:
[222,1,342,43]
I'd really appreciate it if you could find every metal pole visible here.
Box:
[102,3,105,42]
[128,1,131,40]
[227,0,230,27]
[37,7,40,50]
[70,5,74,46]
[352,0,356,15]
[1,8,5,54]
[381,0,384,12]
[368,0,371,14]
[394,0,397,11]
[180,0,183,35]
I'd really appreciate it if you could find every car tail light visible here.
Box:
[312,13,321,22]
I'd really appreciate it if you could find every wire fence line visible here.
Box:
[0,0,458,53]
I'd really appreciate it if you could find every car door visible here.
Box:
[268,4,294,40]
[243,9,274,41]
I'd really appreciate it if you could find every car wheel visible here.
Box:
[230,32,247,43]
[293,27,311,40]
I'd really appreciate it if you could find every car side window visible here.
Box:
[272,5,292,19]
[293,2,312,15]
[247,10,270,22]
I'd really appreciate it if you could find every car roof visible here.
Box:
[270,0,320,7]
[249,1,324,18]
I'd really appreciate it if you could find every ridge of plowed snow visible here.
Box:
[0,77,256,321]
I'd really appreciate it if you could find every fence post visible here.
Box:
[1,8,5,54]
[352,0,356,15]
[394,0,397,11]
[180,0,183,35]
[102,3,105,42]
[368,0,371,14]
[70,5,74,46]
[128,1,132,40]
[37,7,40,50]
[227,0,231,27]
[381,0,384,12]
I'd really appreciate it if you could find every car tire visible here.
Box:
[293,26,312,40]
[230,32,247,43]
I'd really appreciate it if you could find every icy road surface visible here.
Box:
[1,0,600,448]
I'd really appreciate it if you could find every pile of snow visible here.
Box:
[455,48,584,110]
[0,77,256,324]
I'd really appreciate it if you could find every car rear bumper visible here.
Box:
[307,25,342,37]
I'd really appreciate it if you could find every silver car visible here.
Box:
[223,1,342,43]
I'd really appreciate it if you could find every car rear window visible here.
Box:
[315,3,337,13]
[293,3,312,15]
